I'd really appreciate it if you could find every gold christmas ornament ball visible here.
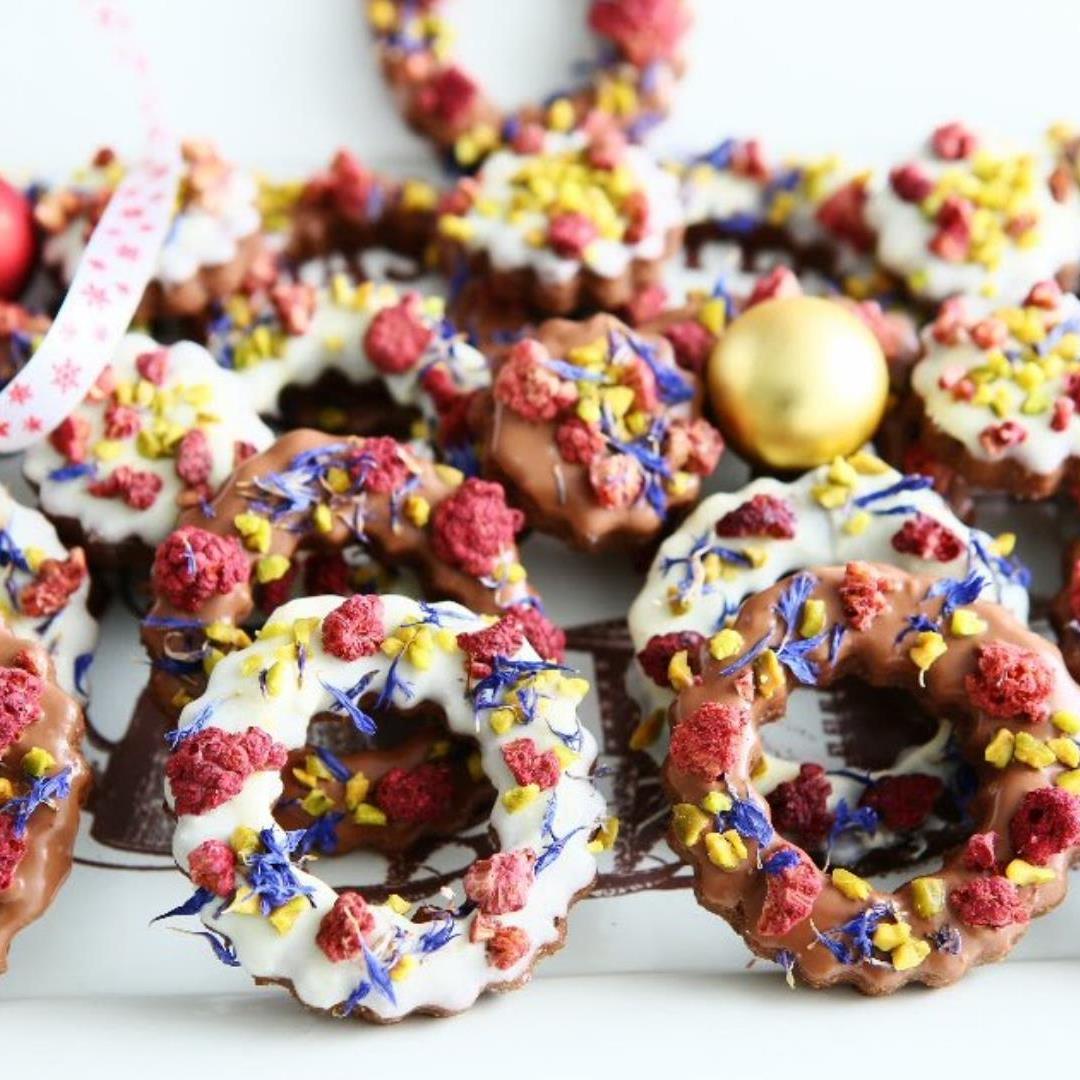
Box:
[707,296,889,470]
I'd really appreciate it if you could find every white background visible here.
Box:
[1,1,1079,1073]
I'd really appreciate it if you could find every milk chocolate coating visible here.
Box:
[142,429,539,715]
[668,563,1080,993]
[474,313,709,553]
[0,629,90,974]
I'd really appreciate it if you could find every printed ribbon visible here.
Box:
[0,0,180,453]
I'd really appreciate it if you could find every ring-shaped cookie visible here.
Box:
[163,592,605,1020]
[368,0,691,170]
[667,562,1080,992]
[627,453,1029,747]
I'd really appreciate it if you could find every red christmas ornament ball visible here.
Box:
[0,178,37,300]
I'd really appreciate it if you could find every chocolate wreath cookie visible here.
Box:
[22,334,274,571]
[0,484,97,702]
[35,141,269,321]
[909,279,1080,498]
[472,313,723,552]
[627,453,1029,751]
[205,270,488,442]
[0,627,90,974]
[159,593,607,1020]
[865,122,1080,305]
[667,563,1080,993]
[142,429,563,715]
[368,0,691,170]
[436,127,684,315]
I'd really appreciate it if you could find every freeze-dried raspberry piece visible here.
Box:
[152,526,250,612]
[746,265,802,307]
[103,403,141,440]
[19,549,87,618]
[464,850,536,915]
[304,552,352,597]
[503,603,566,663]
[963,831,998,872]
[166,727,288,817]
[135,348,169,385]
[270,282,317,335]
[494,339,578,422]
[588,452,644,509]
[419,66,479,127]
[766,763,833,845]
[457,616,526,679]
[625,283,668,324]
[49,415,91,463]
[321,595,385,661]
[0,667,44,753]
[621,355,660,412]
[555,417,605,465]
[669,701,747,780]
[316,892,375,962]
[930,195,974,261]
[88,465,163,510]
[661,319,714,373]
[431,478,524,577]
[757,847,824,937]
[932,121,979,161]
[621,190,651,244]
[891,513,964,562]
[715,494,797,540]
[949,875,1028,928]
[485,924,530,970]
[187,839,237,897]
[374,762,455,825]
[349,436,410,494]
[363,294,434,375]
[890,162,934,202]
[839,561,892,631]
[965,641,1052,724]
[547,212,599,259]
[680,419,724,475]
[501,738,560,790]
[588,0,690,66]
[636,630,706,687]
[1009,787,1080,865]
[175,428,213,487]
[1025,279,1062,310]
[979,420,1027,456]
[815,180,874,252]
[859,773,943,831]
[0,815,28,891]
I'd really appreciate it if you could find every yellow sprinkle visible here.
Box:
[1051,710,1080,735]
[827,456,857,487]
[1005,859,1056,887]
[353,802,387,827]
[700,790,732,814]
[698,298,727,336]
[667,649,696,691]
[576,398,602,424]
[403,494,430,528]
[586,816,620,854]
[301,788,336,817]
[800,598,826,639]
[846,450,889,475]
[234,511,272,553]
[312,504,334,534]
[831,868,871,902]
[672,803,711,847]
[385,893,410,916]
[0,778,12,803]
[704,830,746,871]
[437,214,474,243]
[708,628,744,661]
[811,483,849,509]
[202,647,225,676]
[547,98,577,132]
[843,509,871,536]
[754,649,784,699]
[325,466,351,494]
[629,710,664,750]
[911,876,947,918]
[240,654,262,677]
[1055,768,1080,794]
[268,896,309,935]
[871,921,911,952]
[93,439,124,461]
[891,939,931,972]
[909,631,946,680]
[950,608,987,637]
[22,747,55,778]
[230,826,260,858]
[256,554,290,584]
[1013,730,1056,769]
[291,767,316,790]
[502,784,541,813]
[390,954,418,982]
[562,676,590,700]
[984,727,1016,768]
[552,744,578,770]
[226,887,261,917]
[1049,737,1080,768]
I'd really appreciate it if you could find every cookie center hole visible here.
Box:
[755,679,976,885]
